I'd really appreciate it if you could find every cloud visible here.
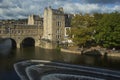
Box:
[63,3,100,13]
[0,0,46,19]
[62,3,120,14]
[0,0,120,19]
[113,5,120,11]
[83,0,120,4]
[0,0,3,3]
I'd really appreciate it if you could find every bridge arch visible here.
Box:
[21,37,35,47]
[9,38,17,49]
[0,38,17,49]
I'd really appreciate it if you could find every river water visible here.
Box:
[0,46,120,80]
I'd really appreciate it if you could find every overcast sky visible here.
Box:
[0,0,120,19]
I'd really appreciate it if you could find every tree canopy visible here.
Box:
[70,12,120,49]
[94,12,120,49]
[70,13,97,47]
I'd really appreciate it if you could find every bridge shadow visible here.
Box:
[21,37,35,48]
[9,38,17,49]
[0,38,17,56]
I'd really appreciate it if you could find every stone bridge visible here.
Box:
[0,24,43,48]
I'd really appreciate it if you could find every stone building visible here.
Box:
[64,14,73,37]
[28,15,43,26]
[0,7,73,49]
[40,7,66,49]
[0,19,28,25]
[43,7,65,43]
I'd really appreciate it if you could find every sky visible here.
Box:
[0,0,120,19]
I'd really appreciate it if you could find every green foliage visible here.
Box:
[70,12,120,49]
[94,12,120,49]
[71,13,96,46]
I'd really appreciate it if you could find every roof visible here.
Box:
[33,15,40,21]
[52,9,63,14]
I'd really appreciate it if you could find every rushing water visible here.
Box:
[0,46,120,80]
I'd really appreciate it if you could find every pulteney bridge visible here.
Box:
[0,24,43,48]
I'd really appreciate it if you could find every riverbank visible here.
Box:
[61,47,120,57]
[61,48,81,54]
[107,53,120,57]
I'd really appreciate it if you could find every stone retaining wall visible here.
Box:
[61,48,81,54]
[107,53,120,57]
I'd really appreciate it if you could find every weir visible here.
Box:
[14,60,120,80]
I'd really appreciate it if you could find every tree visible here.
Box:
[94,12,120,49]
[70,13,97,47]
[70,12,120,49]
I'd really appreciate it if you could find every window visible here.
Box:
[57,21,61,27]
[56,35,61,39]
[56,35,58,39]
[18,30,20,33]
[59,22,61,27]
[56,29,59,34]
[11,30,14,34]
[56,29,61,34]
[58,22,59,26]
[56,15,59,19]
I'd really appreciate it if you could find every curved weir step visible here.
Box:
[14,60,120,80]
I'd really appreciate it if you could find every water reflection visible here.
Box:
[0,46,120,80]
[0,47,120,70]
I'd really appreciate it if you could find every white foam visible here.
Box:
[41,73,105,80]
[14,60,120,80]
